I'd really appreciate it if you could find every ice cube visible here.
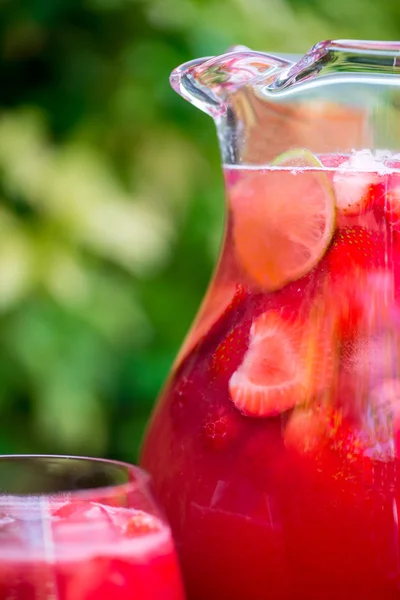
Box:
[0,514,16,528]
[340,149,388,173]
[52,501,119,545]
[356,378,400,460]
[345,333,400,382]
[0,508,47,552]
[122,510,161,537]
[375,149,394,162]
[0,514,19,543]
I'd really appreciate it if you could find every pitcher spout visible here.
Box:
[170,49,295,117]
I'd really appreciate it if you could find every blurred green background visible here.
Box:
[0,0,400,462]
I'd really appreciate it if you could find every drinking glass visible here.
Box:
[0,454,185,599]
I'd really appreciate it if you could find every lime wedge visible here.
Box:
[231,149,336,290]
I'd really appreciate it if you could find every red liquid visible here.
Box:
[0,501,185,599]
[142,154,400,599]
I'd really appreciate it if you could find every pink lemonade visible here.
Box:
[0,500,185,599]
[141,151,400,600]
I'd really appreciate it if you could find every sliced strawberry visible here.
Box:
[283,406,363,484]
[284,406,372,480]
[382,156,400,172]
[332,158,386,216]
[374,173,400,232]
[329,269,396,341]
[228,301,338,418]
[211,320,250,380]
[300,301,338,399]
[336,209,380,232]
[329,275,365,340]
[327,227,387,337]
[177,283,248,365]
[228,310,304,417]
[285,379,400,481]
[327,226,385,280]
[210,275,321,381]
[209,279,315,382]
[125,511,161,537]
[319,154,349,169]
[284,407,329,457]
[267,262,328,317]
[331,378,400,465]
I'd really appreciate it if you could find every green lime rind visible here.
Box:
[271,148,325,169]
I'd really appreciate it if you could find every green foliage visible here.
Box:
[0,0,399,461]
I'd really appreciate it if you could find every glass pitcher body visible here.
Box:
[141,40,400,600]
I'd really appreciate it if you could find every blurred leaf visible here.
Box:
[34,379,108,454]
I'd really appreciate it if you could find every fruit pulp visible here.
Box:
[141,151,400,600]
[0,500,185,599]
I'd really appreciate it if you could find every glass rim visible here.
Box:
[0,454,152,501]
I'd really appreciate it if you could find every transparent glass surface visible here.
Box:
[141,40,400,600]
[0,455,185,599]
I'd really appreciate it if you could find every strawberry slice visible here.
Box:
[300,300,337,399]
[176,283,248,365]
[333,171,385,216]
[228,310,304,417]
[285,377,400,475]
[210,280,315,382]
[284,407,329,457]
[284,406,369,476]
[211,321,250,380]
[283,407,363,483]
[332,152,386,216]
[329,270,396,341]
[319,154,349,169]
[374,173,400,232]
[228,302,338,418]
[333,377,400,464]
[327,226,385,279]
[329,275,365,340]
[327,227,397,339]
[336,209,380,232]
[125,511,161,537]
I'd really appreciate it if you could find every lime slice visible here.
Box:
[272,148,325,169]
[231,149,335,290]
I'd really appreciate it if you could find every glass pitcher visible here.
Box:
[141,40,400,600]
